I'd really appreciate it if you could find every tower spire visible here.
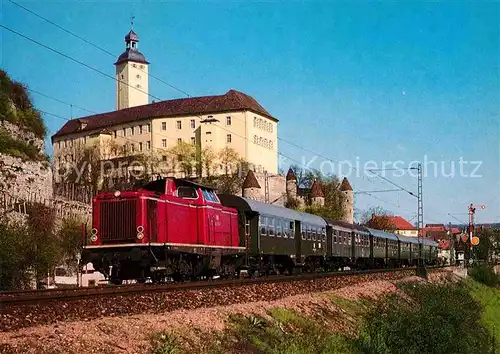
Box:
[131,16,135,30]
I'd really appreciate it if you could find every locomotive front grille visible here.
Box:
[99,199,137,243]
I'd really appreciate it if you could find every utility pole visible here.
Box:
[264,170,269,203]
[448,222,454,265]
[417,163,424,264]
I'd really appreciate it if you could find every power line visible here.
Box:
[367,169,417,197]
[0,24,162,103]
[28,88,97,115]
[4,4,431,217]
[7,0,192,98]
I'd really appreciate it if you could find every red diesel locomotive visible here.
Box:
[82,178,245,283]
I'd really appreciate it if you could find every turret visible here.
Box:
[242,170,261,200]
[310,180,325,207]
[340,177,354,224]
[285,167,297,200]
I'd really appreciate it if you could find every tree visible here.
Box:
[58,216,86,274]
[286,165,345,220]
[360,206,395,231]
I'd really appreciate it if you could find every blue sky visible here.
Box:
[1,1,498,223]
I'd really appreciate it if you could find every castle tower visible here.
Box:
[340,177,354,224]
[242,170,261,200]
[285,167,297,200]
[115,28,149,110]
[310,180,325,207]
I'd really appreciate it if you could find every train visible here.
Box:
[81,177,439,284]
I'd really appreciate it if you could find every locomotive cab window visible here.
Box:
[177,186,198,199]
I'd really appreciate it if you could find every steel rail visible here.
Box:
[1,266,447,307]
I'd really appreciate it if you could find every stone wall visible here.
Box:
[0,120,90,225]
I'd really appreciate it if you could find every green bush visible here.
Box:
[355,282,496,354]
[469,264,499,287]
[0,70,47,138]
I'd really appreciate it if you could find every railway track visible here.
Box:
[1,266,445,307]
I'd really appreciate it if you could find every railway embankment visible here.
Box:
[2,267,492,354]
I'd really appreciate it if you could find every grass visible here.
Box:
[145,281,500,354]
[150,332,181,354]
[468,279,500,352]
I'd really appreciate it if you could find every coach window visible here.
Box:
[307,225,312,240]
[259,216,267,236]
[276,219,282,238]
[312,227,317,241]
[177,186,198,199]
[288,221,294,239]
[282,220,288,238]
[333,230,337,243]
[301,224,306,240]
[268,218,275,237]
[322,228,326,242]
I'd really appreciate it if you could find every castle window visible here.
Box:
[64,140,67,148]
[132,63,137,68]
[139,126,143,134]
[147,141,151,150]
[191,137,196,145]
[253,117,257,127]
[136,74,141,79]
[162,139,167,148]
[147,124,151,133]
[269,141,274,149]
[113,130,117,138]
[136,84,141,89]
[161,122,167,131]
[140,65,144,69]
[139,142,143,151]
[226,116,231,126]
[226,134,232,143]
[131,127,135,136]
[176,121,182,129]
[120,74,124,79]
[123,128,127,137]
[177,138,182,145]
[162,155,167,161]
[130,143,135,152]
[190,119,195,129]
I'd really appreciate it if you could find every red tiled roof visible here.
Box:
[451,227,460,234]
[52,89,276,140]
[386,216,416,230]
[311,180,324,198]
[340,177,352,191]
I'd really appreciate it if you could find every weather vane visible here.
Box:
[131,16,135,30]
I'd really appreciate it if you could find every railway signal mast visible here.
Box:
[467,203,485,266]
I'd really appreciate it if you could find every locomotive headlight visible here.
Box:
[90,234,98,242]
[136,232,144,240]
[137,225,144,233]
[91,228,98,235]
[114,190,121,197]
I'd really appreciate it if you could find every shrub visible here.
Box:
[355,282,496,354]
[469,264,499,287]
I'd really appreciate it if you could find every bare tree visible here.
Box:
[359,206,395,231]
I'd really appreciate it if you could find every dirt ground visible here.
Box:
[0,270,454,354]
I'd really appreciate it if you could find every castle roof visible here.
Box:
[340,177,352,191]
[125,29,139,42]
[311,180,324,198]
[286,168,296,181]
[242,170,261,189]
[52,89,276,140]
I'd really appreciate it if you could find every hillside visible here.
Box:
[0,70,47,161]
